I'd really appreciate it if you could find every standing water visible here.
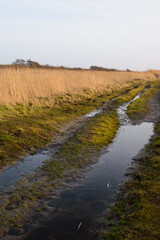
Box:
[0,154,50,191]
[26,94,154,240]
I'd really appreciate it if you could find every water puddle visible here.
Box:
[84,109,102,118]
[117,92,140,125]
[28,123,153,240]
[84,97,117,119]
[26,93,154,240]
[0,154,50,191]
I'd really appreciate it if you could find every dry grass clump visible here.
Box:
[0,68,157,105]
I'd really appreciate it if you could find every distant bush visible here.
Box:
[12,59,41,68]
[12,59,26,66]
[90,66,117,71]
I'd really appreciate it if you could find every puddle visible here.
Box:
[117,92,141,125]
[0,154,50,191]
[27,123,154,240]
[26,93,154,240]
[84,109,102,118]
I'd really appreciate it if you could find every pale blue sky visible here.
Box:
[0,0,160,70]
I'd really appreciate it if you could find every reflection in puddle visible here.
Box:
[0,154,50,191]
[117,92,140,125]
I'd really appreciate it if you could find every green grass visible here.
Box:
[77,112,119,148]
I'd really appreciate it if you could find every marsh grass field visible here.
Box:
[0,66,160,240]
[0,66,159,104]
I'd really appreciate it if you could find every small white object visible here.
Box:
[77,222,82,230]
[107,182,110,188]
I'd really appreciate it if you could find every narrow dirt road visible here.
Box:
[1,89,160,240]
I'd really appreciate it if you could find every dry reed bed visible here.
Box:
[0,68,158,104]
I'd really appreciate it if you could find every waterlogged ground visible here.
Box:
[23,93,154,240]
[0,154,50,191]
[26,123,154,240]
[100,90,160,240]
[0,85,160,240]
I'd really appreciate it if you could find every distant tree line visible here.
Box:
[12,59,41,68]
[0,59,130,71]
[10,59,84,70]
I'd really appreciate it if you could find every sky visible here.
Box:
[0,0,160,71]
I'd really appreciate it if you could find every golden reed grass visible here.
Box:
[0,68,159,105]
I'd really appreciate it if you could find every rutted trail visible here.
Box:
[25,96,154,240]
[0,85,160,240]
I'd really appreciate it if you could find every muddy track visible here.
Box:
[1,88,160,240]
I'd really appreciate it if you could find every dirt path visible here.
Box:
[1,89,160,240]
